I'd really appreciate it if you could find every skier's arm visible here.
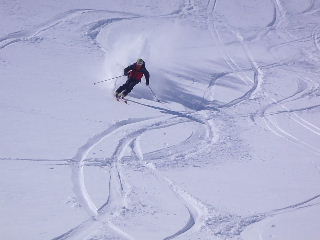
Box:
[124,65,134,76]
[143,69,150,85]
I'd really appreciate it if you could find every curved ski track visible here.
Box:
[205,0,320,156]
[3,2,320,240]
[52,105,219,240]
[256,4,320,155]
[63,104,319,240]
[0,9,93,50]
[131,137,209,240]
[205,0,262,111]
[60,3,320,239]
[258,73,320,155]
[0,8,142,50]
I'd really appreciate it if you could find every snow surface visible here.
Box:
[1,0,320,239]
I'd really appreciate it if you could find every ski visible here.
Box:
[115,95,128,104]
[119,98,128,104]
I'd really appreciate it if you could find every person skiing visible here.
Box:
[115,58,150,100]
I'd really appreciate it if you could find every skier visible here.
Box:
[115,58,150,100]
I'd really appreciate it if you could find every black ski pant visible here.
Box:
[116,78,140,96]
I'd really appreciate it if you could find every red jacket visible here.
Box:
[124,63,150,85]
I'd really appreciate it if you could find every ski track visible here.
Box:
[266,0,278,28]
[301,0,316,14]
[259,92,320,155]
[259,75,320,136]
[259,78,308,118]
[206,0,320,156]
[160,0,196,18]
[256,72,320,155]
[270,194,320,214]
[131,137,209,240]
[0,9,94,50]
[56,118,151,240]
[70,118,150,217]
[267,104,320,116]
[220,30,262,107]
[204,192,320,239]
[280,74,320,130]
[233,0,280,44]
[91,114,207,239]
[313,26,320,53]
[63,98,320,240]
[262,116,320,155]
[52,107,211,240]
[98,3,320,238]
[0,8,143,50]
[90,123,208,168]
[205,0,265,111]
[205,113,220,144]
[143,126,207,164]
[3,2,319,240]
[85,16,140,49]
[207,1,253,86]
[201,2,320,235]
[122,115,318,238]
[53,119,151,240]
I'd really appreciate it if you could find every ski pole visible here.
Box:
[148,86,161,102]
[93,75,124,85]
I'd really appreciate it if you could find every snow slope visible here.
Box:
[1,0,320,239]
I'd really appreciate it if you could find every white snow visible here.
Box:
[1,0,320,240]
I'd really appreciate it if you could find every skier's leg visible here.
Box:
[116,79,131,97]
[122,80,139,97]
[116,84,126,94]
